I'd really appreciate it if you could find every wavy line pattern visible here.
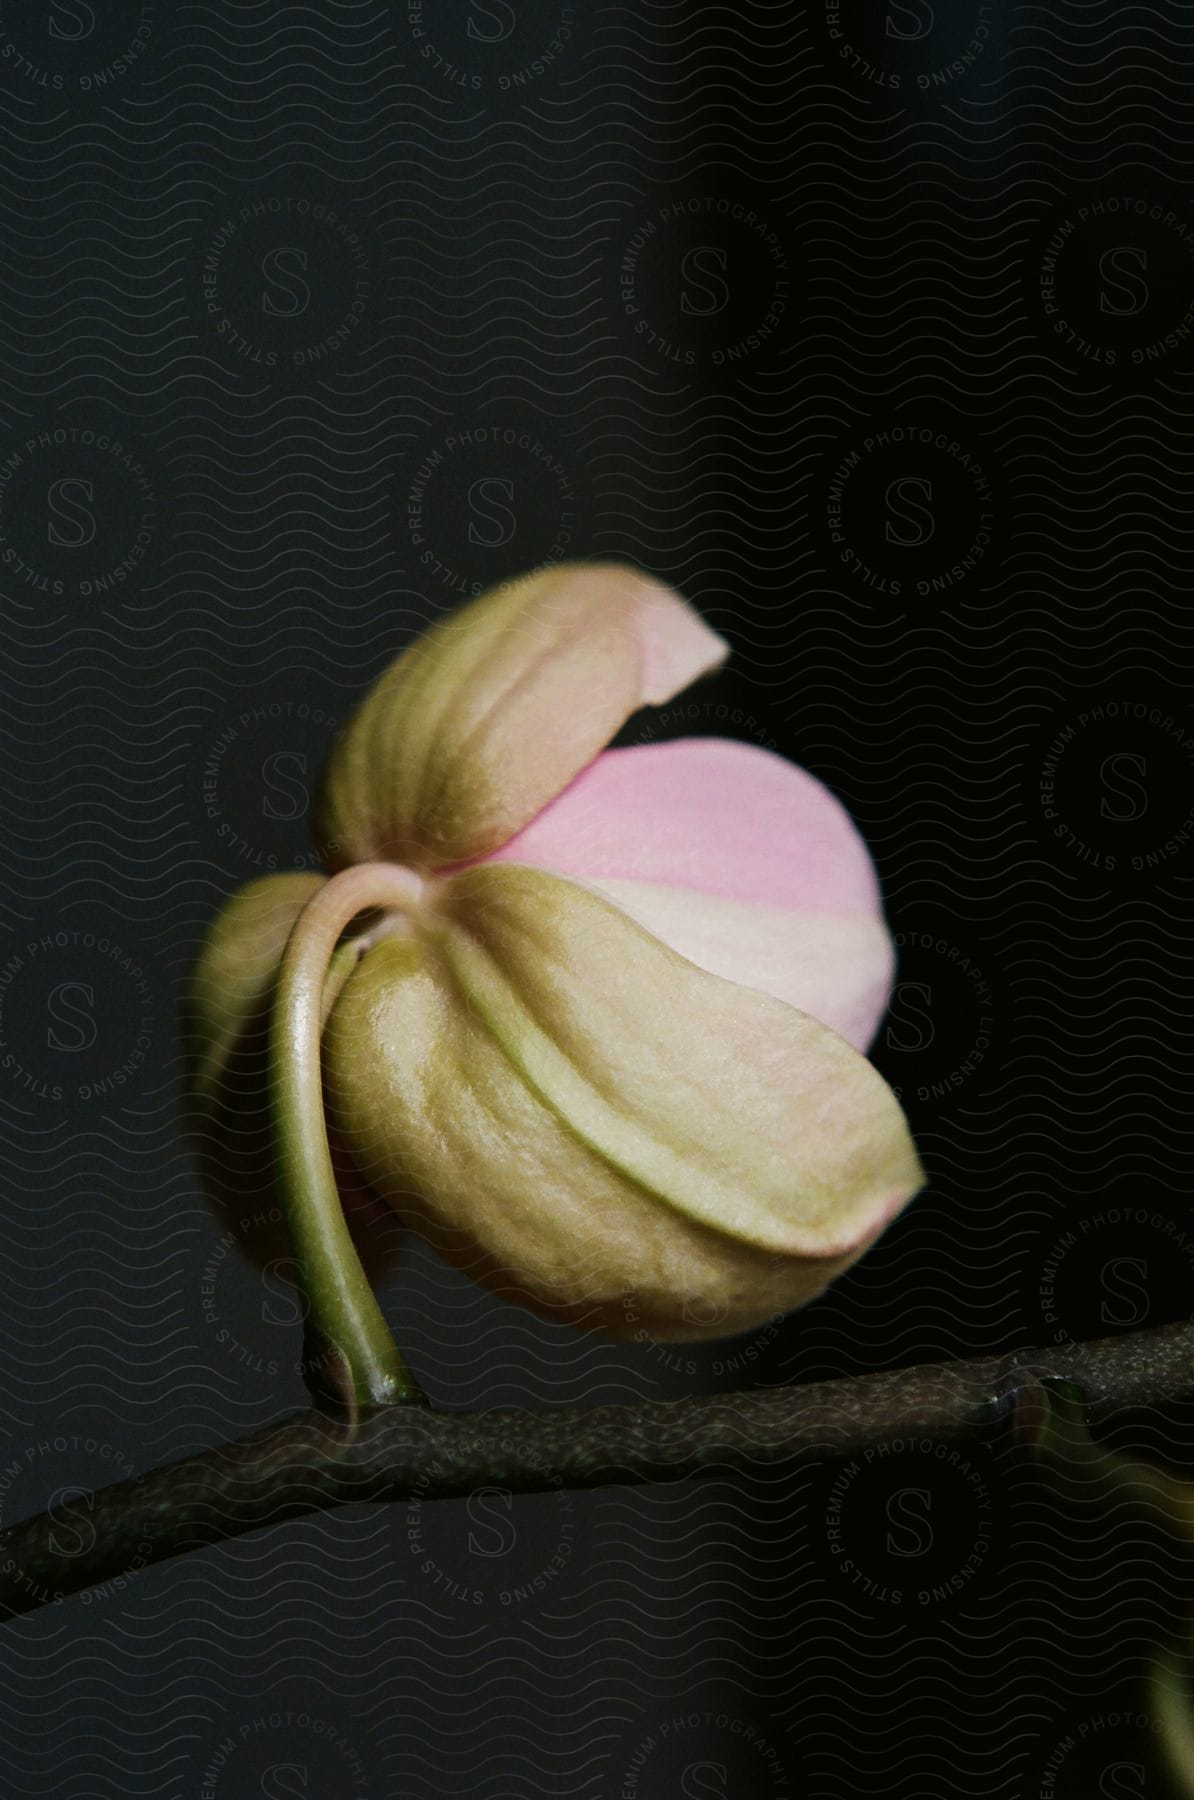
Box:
[1,1,1193,1796]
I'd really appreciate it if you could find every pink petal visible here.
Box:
[581,882,892,1053]
[489,738,882,910]
[485,739,894,1050]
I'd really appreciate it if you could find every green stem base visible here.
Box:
[270,862,426,1413]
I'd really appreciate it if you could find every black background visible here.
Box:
[1,3,1193,1796]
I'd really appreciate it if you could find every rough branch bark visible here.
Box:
[2,1316,1191,1622]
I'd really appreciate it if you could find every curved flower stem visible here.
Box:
[270,861,426,1413]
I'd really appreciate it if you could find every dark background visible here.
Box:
[1,3,1193,1795]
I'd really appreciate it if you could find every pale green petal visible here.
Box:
[313,562,727,872]
[324,863,923,1339]
[182,873,324,1108]
[181,873,395,1279]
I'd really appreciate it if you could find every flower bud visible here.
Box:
[187,562,924,1344]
